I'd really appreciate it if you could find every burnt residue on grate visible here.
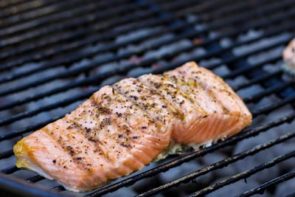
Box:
[0,0,295,196]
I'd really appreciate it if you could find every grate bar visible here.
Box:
[0,0,290,73]
[240,171,295,197]
[222,56,282,80]
[0,0,72,20]
[0,0,45,17]
[287,193,295,197]
[191,151,295,196]
[159,0,224,11]
[0,150,14,160]
[252,94,295,117]
[0,0,26,8]
[243,81,293,103]
[0,1,145,39]
[0,88,96,126]
[25,175,44,183]
[0,0,125,28]
[0,172,65,197]
[234,70,283,91]
[1,167,18,174]
[138,131,295,196]
[172,0,229,17]
[199,1,261,21]
[0,118,55,142]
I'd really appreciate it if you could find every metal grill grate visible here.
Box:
[0,0,295,196]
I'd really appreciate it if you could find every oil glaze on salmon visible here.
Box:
[13,62,252,192]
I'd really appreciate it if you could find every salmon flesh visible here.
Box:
[283,38,295,75]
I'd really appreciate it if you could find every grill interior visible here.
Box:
[0,0,295,196]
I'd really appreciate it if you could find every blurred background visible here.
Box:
[0,0,295,196]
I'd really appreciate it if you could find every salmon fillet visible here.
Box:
[283,38,295,75]
[13,62,252,192]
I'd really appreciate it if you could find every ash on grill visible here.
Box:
[0,0,295,197]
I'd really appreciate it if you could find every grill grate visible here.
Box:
[0,0,295,196]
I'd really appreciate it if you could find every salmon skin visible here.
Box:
[14,62,252,192]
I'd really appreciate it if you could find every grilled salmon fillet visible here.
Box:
[283,38,295,75]
[14,62,252,192]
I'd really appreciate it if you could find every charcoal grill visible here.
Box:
[0,0,295,196]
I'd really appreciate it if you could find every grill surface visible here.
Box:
[0,0,295,196]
